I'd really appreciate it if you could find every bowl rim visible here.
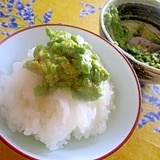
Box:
[100,0,160,75]
[0,23,141,160]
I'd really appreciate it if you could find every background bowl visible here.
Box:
[0,24,141,160]
[100,0,160,83]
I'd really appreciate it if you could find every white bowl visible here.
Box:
[100,0,160,83]
[0,24,141,160]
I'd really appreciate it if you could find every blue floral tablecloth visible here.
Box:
[0,0,160,160]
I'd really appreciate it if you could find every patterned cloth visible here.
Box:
[0,0,160,159]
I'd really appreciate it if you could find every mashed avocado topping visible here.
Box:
[24,27,109,101]
[104,6,160,69]
[104,5,132,51]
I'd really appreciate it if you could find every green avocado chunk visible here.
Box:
[104,5,132,51]
[24,27,110,101]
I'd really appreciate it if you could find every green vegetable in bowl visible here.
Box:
[104,5,132,51]
[104,5,160,69]
[24,27,109,101]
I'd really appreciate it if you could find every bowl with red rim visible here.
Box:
[0,24,141,160]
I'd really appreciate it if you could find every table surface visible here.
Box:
[0,0,160,160]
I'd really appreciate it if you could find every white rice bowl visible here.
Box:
[0,48,115,151]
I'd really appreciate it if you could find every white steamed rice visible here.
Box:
[0,48,115,150]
